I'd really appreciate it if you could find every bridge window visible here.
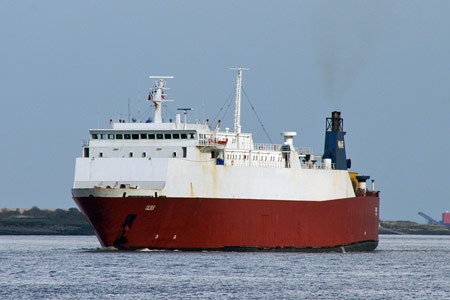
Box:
[148,134,155,139]
[181,134,187,139]
[100,134,107,140]
[173,133,180,139]
[156,134,163,139]
[165,133,172,139]
[132,134,139,140]
[140,133,147,139]
[108,134,115,139]
[92,134,98,139]
[124,134,131,140]
[190,133,195,139]
[116,134,123,139]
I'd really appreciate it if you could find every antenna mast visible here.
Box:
[148,76,174,123]
[230,67,249,133]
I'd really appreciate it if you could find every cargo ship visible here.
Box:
[72,69,380,251]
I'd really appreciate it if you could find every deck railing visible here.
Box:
[301,161,335,170]
[253,143,283,151]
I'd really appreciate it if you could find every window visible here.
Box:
[190,133,195,139]
[172,152,177,158]
[132,134,139,140]
[124,134,131,140]
[116,134,123,139]
[173,133,180,139]
[99,152,103,158]
[181,134,187,139]
[182,147,187,158]
[165,133,172,139]
[108,134,115,139]
[92,134,98,139]
[156,134,163,139]
[148,134,155,139]
[142,152,146,157]
[140,133,147,139]
[129,152,133,157]
[100,134,107,140]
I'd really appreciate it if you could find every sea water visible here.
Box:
[0,235,449,299]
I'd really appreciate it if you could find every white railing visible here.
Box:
[301,161,335,170]
[198,137,228,147]
[228,158,285,168]
[254,143,283,151]
[296,147,312,154]
[81,139,89,147]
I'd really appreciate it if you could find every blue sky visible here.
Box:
[0,1,448,222]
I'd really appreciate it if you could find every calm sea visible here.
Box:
[0,235,449,300]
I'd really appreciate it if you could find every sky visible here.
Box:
[0,1,448,222]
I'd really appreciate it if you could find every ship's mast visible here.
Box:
[230,67,248,133]
[149,76,174,123]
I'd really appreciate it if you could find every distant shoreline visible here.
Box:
[379,220,450,235]
[0,207,94,235]
[1,208,449,236]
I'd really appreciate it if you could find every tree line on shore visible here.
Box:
[0,207,94,235]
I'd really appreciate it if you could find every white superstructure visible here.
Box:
[73,72,355,201]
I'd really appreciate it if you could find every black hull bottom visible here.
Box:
[117,240,378,253]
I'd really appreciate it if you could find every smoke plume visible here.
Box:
[312,1,381,105]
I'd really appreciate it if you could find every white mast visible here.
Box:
[149,76,174,123]
[230,67,248,133]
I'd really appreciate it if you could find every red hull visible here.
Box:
[74,195,379,251]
